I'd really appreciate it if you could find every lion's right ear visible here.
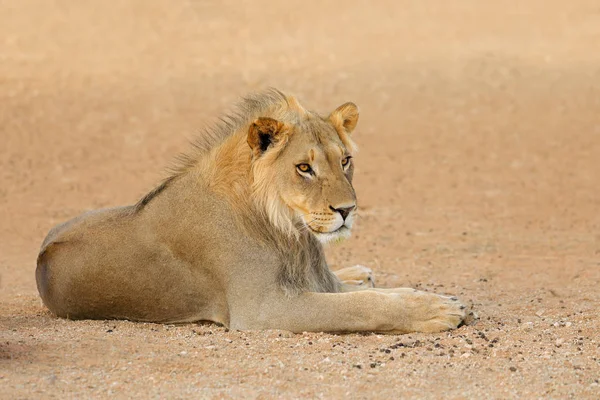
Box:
[247,117,287,157]
[329,102,359,134]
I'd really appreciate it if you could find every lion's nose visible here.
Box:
[330,205,355,221]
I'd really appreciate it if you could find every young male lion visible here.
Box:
[36,89,467,333]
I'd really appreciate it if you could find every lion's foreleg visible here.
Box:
[233,290,466,334]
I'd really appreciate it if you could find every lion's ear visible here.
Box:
[247,117,287,157]
[329,102,359,133]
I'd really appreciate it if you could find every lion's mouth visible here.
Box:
[307,224,352,244]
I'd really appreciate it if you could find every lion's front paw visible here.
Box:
[409,293,467,333]
[334,264,375,287]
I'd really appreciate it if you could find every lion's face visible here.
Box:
[276,120,357,242]
[248,102,359,243]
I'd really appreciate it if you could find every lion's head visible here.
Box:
[247,100,359,243]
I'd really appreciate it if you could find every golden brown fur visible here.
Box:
[36,89,468,333]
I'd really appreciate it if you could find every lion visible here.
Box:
[35,89,467,333]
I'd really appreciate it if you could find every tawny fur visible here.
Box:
[36,89,468,333]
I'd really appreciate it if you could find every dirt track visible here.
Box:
[1,1,600,398]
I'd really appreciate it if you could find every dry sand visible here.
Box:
[1,1,599,398]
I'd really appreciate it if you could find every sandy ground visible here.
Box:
[1,1,600,398]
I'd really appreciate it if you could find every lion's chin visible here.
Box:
[309,225,352,244]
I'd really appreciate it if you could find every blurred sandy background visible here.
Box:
[1,1,599,398]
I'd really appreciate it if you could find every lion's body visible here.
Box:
[36,89,468,333]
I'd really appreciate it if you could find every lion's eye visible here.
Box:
[341,156,352,167]
[296,163,312,174]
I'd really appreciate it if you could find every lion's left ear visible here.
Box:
[329,102,359,134]
[247,117,287,157]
